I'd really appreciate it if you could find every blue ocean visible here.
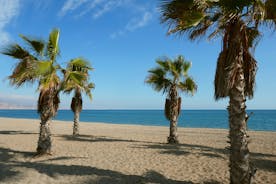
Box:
[0,110,275,131]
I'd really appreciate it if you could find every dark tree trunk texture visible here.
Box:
[71,89,82,136]
[167,85,180,144]
[36,88,59,155]
[227,20,254,184]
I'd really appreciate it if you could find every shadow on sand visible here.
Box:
[60,134,276,172]
[0,130,37,135]
[0,147,223,184]
[0,132,275,183]
[60,134,146,143]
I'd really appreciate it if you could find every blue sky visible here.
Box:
[0,0,275,110]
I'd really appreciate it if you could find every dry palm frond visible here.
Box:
[214,50,228,99]
[71,90,83,113]
[38,88,60,120]
[9,57,38,87]
[165,98,171,121]
[177,97,181,116]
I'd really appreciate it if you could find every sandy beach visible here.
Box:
[0,117,275,184]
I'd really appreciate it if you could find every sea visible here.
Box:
[0,110,275,131]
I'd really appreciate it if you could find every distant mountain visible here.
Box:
[0,102,35,109]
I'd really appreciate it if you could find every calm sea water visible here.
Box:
[0,110,275,131]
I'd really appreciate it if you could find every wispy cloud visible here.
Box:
[65,0,130,19]
[110,11,153,39]
[126,11,152,31]
[59,0,154,38]
[92,0,130,19]
[75,0,105,18]
[32,1,52,11]
[0,0,20,44]
[59,0,88,17]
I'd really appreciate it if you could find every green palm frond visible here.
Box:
[178,77,197,95]
[84,82,95,100]
[19,34,45,56]
[37,61,53,75]
[160,0,207,35]
[8,57,38,87]
[39,70,60,91]
[182,60,191,76]
[146,55,197,96]
[47,28,60,61]
[156,58,171,71]
[146,67,172,93]
[189,18,213,40]
[66,71,86,86]
[1,44,32,59]
[61,57,94,101]
[68,58,93,72]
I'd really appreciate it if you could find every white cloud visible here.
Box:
[32,1,52,10]
[126,11,152,31]
[75,0,105,18]
[0,0,20,44]
[59,0,88,17]
[60,0,132,19]
[110,11,153,39]
[92,0,129,19]
[59,0,154,38]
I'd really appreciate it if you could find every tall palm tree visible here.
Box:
[146,55,197,144]
[160,0,275,183]
[2,29,62,155]
[61,58,94,136]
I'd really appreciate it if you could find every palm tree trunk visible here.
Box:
[71,88,82,136]
[228,61,254,184]
[168,115,178,144]
[73,111,80,136]
[37,118,52,155]
[167,85,179,144]
[224,19,255,184]
[36,89,59,155]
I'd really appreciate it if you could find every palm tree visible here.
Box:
[146,55,197,144]
[2,29,62,155]
[160,0,275,183]
[61,58,94,136]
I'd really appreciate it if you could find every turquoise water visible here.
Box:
[0,110,275,131]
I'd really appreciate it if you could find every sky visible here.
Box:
[0,0,275,110]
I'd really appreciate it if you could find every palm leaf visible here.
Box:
[1,44,32,59]
[8,57,38,87]
[160,0,207,35]
[37,61,53,75]
[47,28,60,61]
[19,34,45,56]
[178,77,197,95]
[69,58,93,72]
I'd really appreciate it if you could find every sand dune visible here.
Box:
[0,117,275,184]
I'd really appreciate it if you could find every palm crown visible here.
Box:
[2,29,61,116]
[160,0,276,37]
[146,55,197,95]
[2,29,60,87]
[62,58,94,101]
[160,0,276,100]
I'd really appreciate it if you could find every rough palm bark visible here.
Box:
[36,88,59,155]
[225,20,255,184]
[71,88,82,136]
[167,85,180,144]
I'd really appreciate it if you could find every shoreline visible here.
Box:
[0,116,275,133]
[0,117,275,183]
